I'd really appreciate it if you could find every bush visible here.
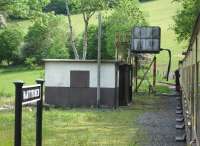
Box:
[23,13,69,64]
[24,57,37,69]
[0,28,23,65]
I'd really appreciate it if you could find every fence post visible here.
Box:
[14,81,24,146]
[36,79,45,146]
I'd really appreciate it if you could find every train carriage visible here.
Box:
[179,13,200,146]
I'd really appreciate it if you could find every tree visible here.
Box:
[65,0,79,59]
[72,25,111,59]
[105,0,146,58]
[0,28,23,64]
[23,13,69,64]
[71,0,106,60]
[73,0,146,60]
[173,0,200,42]
[0,14,6,28]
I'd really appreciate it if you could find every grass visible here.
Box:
[0,93,160,146]
[0,66,43,104]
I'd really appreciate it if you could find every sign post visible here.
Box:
[36,79,44,146]
[14,79,44,146]
[14,81,24,146]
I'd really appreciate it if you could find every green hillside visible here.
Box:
[7,0,186,71]
[140,0,187,71]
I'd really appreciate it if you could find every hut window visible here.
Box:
[70,71,89,88]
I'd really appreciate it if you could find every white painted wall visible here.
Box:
[45,62,116,88]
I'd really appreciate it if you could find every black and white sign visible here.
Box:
[131,26,161,53]
[22,85,41,102]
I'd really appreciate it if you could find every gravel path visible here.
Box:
[138,91,186,146]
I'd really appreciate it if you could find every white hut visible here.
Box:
[44,59,133,107]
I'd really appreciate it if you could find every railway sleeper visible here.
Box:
[176,133,186,142]
[176,123,185,129]
[176,109,183,114]
[176,117,184,122]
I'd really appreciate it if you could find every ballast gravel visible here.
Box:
[137,92,186,146]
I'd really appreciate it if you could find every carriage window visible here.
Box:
[70,71,89,87]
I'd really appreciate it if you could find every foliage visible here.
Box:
[71,0,146,60]
[173,0,200,42]
[8,0,50,19]
[23,13,69,64]
[0,28,23,64]
[105,0,146,59]
[72,0,108,59]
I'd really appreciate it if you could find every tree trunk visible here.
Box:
[82,19,88,60]
[0,14,6,28]
[65,0,79,59]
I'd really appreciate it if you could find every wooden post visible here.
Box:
[14,81,24,146]
[36,79,45,146]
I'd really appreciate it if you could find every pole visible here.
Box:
[135,56,138,93]
[153,56,157,87]
[160,48,171,81]
[36,79,45,146]
[97,12,102,107]
[14,81,24,146]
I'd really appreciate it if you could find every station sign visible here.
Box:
[131,26,161,53]
[22,85,41,102]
